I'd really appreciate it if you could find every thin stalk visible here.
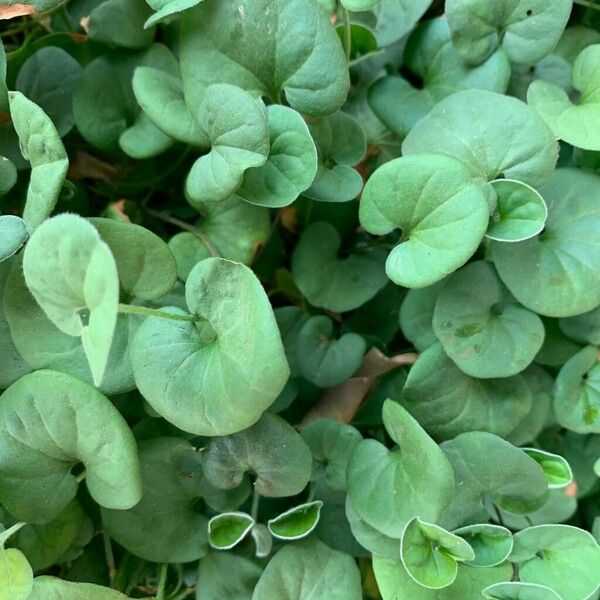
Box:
[169,589,195,600]
[156,563,168,600]
[0,522,26,547]
[574,0,600,10]
[342,6,352,62]
[251,487,261,521]
[118,304,204,323]
[102,530,117,586]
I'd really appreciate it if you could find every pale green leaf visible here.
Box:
[267,501,322,541]
[209,512,254,550]
[0,216,27,263]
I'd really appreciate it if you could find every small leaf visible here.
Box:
[0,216,27,263]
[370,0,433,46]
[483,581,563,600]
[88,0,155,49]
[522,449,573,489]
[453,524,513,568]
[400,517,475,589]
[268,501,323,541]
[208,512,254,550]
[486,179,548,242]
[250,523,273,559]
[0,548,33,600]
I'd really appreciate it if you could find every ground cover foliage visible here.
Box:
[0,0,600,598]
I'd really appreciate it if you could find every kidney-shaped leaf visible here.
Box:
[102,437,209,563]
[486,179,548,242]
[490,168,600,318]
[23,214,119,385]
[131,257,289,436]
[292,222,387,313]
[0,216,27,263]
[359,154,489,288]
[511,525,600,600]
[453,524,513,568]
[202,413,311,497]
[528,45,600,151]
[267,500,323,541]
[8,92,68,233]
[0,548,33,600]
[401,343,533,439]
[432,261,545,378]
[347,400,455,538]
[252,538,362,600]
[445,0,573,66]
[180,0,349,118]
[0,370,141,524]
[483,582,564,600]
[403,90,558,188]
[439,432,548,531]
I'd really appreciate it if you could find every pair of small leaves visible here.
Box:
[0,370,142,524]
[131,258,289,436]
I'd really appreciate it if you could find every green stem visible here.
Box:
[251,487,261,521]
[0,522,26,547]
[117,304,204,323]
[574,0,600,10]
[156,563,168,600]
[342,6,352,62]
[59,5,75,32]
[102,530,116,586]
[169,589,195,600]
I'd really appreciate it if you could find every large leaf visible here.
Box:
[553,346,600,433]
[185,84,269,206]
[490,168,600,318]
[439,432,549,530]
[252,539,362,600]
[0,216,27,263]
[0,370,141,524]
[528,45,600,151]
[25,577,141,599]
[291,222,387,312]
[202,413,311,497]
[197,552,262,600]
[8,92,68,233]
[359,154,489,288]
[445,0,573,66]
[22,214,119,385]
[347,400,454,538]
[369,17,510,137]
[510,525,600,600]
[102,437,209,563]
[401,343,533,438]
[130,258,289,436]
[180,0,349,118]
[402,90,558,188]
[432,261,545,378]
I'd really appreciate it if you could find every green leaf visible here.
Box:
[202,413,311,497]
[23,214,119,385]
[8,91,68,233]
[359,154,489,288]
[553,346,600,433]
[3,259,135,395]
[522,449,573,489]
[0,156,17,197]
[0,370,141,524]
[118,111,174,159]
[401,343,533,439]
[25,576,141,599]
[369,18,510,137]
[453,524,513,568]
[0,548,33,600]
[528,45,600,151]
[400,517,475,589]
[102,437,209,563]
[185,84,269,206]
[231,105,318,208]
[130,258,289,436]
[252,538,362,600]
[292,222,387,312]
[88,0,155,49]
[180,0,350,118]
[294,315,366,387]
[347,400,455,538]
[445,0,573,66]
[510,525,600,600]
[169,198,270,279]
[484,582,563,600]
[0,216,27,263]
[402,90,558,189]
[15,47,82,137]
[439,432,549,530]
[373,555,512,600]
[491,169,600,318]
[432,261,545,378]
[335,23,381,66]
[208,512,254,550]
[274,307,310,378]
[304,111,366,203]
[486,179,548,242]
[89,218,177,300]
[301,418,362,491]
[399,281,444,352]
[144,0,204,28]
[341,0,379,10]
[560,306,600,345]
[370,0,433,46]
[267,500,323,541]
[197,552,262,600]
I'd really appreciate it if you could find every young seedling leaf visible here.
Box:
[267,501,323,541]
[522,449,573,489]
[208,512,254,550]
